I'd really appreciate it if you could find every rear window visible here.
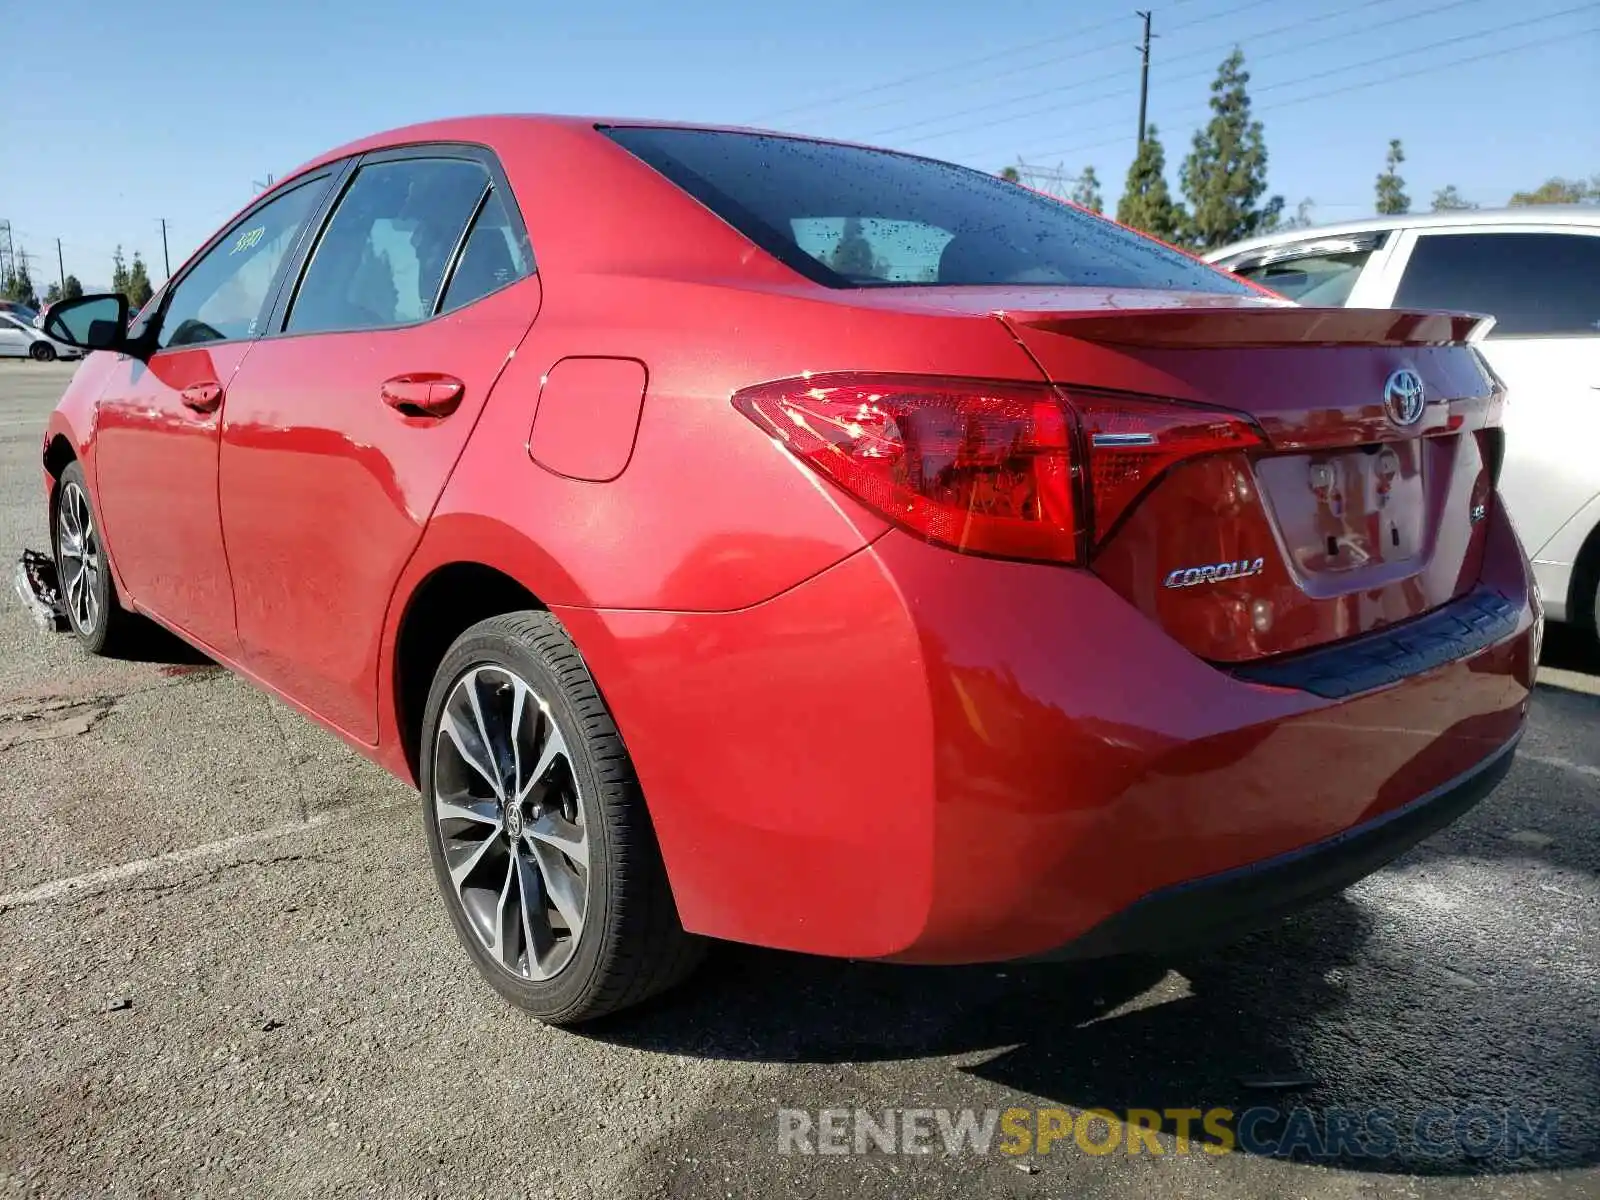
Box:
[604,126,1250,294]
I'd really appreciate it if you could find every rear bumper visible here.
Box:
[1039,731,1519,960]
[556,501,1536,964]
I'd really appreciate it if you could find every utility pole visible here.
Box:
[56,238,65,292]
[158,218,171,278]
[252,172,275,193]
[0,220,13,280]
[1135,10,1155,148]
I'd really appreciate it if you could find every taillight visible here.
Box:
[733,374,1263,565]
[1073,392,1264,541]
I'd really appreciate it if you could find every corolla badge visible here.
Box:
[1383,368,1427,427]
[1163,558,1266,588]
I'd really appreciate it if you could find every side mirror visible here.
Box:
[43,294,131,354]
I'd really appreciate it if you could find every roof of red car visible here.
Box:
[284,113,888,189]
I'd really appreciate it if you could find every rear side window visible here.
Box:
[439,187,534,314]
[1393,232,1600,338]
[605,127,1250,294]
[287,158,489,334]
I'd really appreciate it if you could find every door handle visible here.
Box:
[381,374,465,419]
[180,382,223,414]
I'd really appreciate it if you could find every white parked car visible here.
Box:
[0,311,82,361]
[1207,206,1600,644]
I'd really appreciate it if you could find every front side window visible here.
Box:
[287,158,489,334]
[1394,231,1600,338]
[605,126,1252,294]
[157,177,328,350]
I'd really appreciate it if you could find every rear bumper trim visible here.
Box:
[1227,587,1519,698]
[1035,731,1520,960]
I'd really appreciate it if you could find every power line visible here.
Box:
[1025,17,1598,164]
[765,0,1278,130]
[877,0,1472,149]
[745,0,1211,124]
[833,0,1288,141]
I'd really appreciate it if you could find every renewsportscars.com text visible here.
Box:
[776,1105,1562,1161]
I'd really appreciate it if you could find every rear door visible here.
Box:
[217,145,539,741]
[0,315,35,356]
[1375,227,1600,570]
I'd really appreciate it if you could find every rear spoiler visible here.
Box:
[1009,306,1495,349]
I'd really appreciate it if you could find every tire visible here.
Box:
[52,463,137,655]
[1570,531,1600,656]
[30,342,56,362]
[420,611,704,1024]
[1588,576,1600,660]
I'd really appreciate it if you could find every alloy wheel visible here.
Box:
[56,482,101,635]
[431,665,590,981]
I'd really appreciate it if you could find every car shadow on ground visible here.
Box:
[1540,620,1600,675]
[597,820,1598,1178]
[113,619,216,668]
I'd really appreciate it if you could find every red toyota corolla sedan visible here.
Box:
[38,116,1538,1024]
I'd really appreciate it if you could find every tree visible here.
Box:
[1508,176,1598,205]
[830,217,880,278]
[1431,185,1477,211]
[1278,198,1317,230]
[1070,166,1103,214]
[1375,138,1409,215]
[1180,49,1283,250]
[63,274,83,300]
[110,246,131,300]
[43,282,62,306]
[127,253,154,307]
[999,165,1021,182]
[1117,127,1186,242]
[2,262,39,308]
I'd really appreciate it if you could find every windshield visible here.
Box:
[605,126,1251,295]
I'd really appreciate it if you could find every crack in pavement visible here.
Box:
[0,671,226,757]
[0,696,116,752]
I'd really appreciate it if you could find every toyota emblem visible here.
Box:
[1383,369,1427,427]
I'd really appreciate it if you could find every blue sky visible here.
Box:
[3,0,1596,290]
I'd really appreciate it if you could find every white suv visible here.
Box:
[1208,206,1600,644]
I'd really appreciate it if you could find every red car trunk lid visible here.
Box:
[1004,303,1503,664]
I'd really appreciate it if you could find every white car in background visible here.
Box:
[1208,206,1600,646]
[0,311,82,361]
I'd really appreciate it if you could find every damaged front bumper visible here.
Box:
[14,549,67,632]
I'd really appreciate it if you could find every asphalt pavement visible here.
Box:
[0,359,1595,1199]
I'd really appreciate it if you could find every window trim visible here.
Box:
[1215,231,1389,272]
[1375,225,1600,340]
[139,166,345,357]
[268,141,535,340]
